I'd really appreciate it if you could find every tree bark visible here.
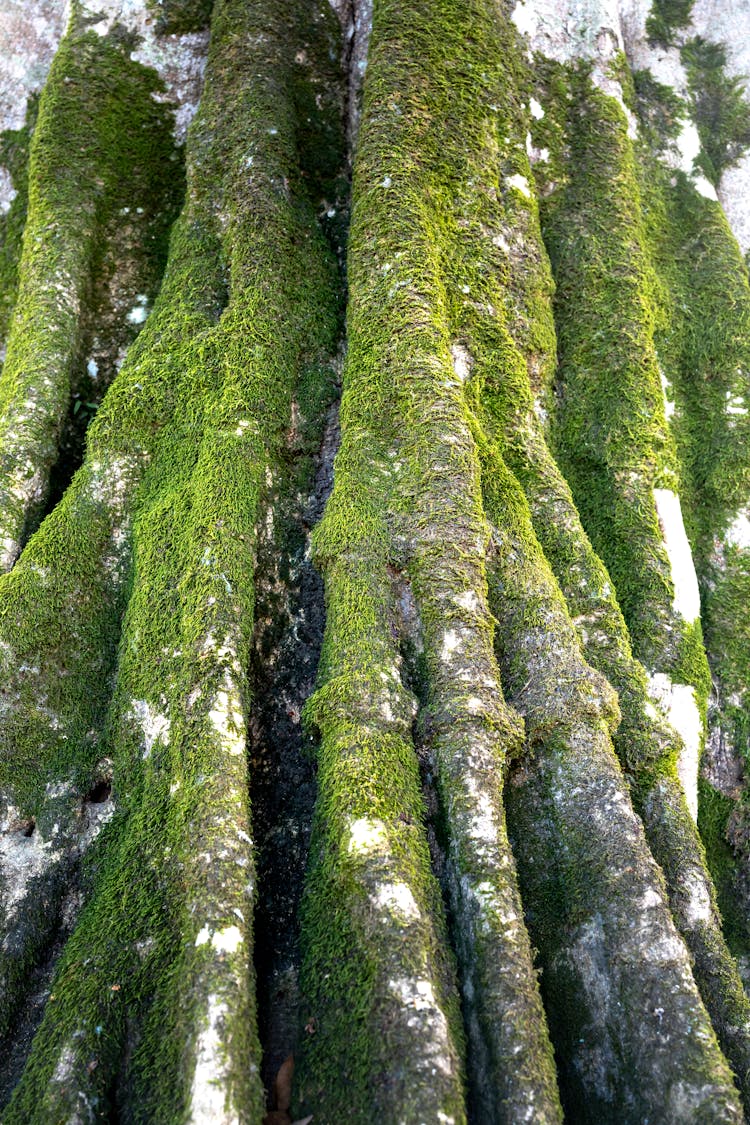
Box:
[1,0,750,1122]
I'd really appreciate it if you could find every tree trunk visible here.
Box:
[2,0,750,1121]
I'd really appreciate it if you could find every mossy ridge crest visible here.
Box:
[630,42,750,1000]
[0,97,38,369]
[537,67,697,676]
[0,10,186,570]
[300,1,573,1121]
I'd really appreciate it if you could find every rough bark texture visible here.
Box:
[2,0,750,1122]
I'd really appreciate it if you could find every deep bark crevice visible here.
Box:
[249,396,341,1103]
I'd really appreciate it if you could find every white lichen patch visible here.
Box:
[0,532,17,571]
[648,673,702,820]
[453,589,480,612]
[51,1043,77,1087]
[725,390,747,416]
[188,996,239,1125]
[725,510,750,550]
[198,628,243,674]
[390,975,437,1010]
[0,809,60,917]
[511,0,537,39]
[441,629,461,661]
[88,453,138,507]
[0,0,68,162]
[653,488,701,623]
[526,134,551,165]
[374,881,421,922]
[0,167,14,215]
[196,925,244,954]
[387,976,455,1077]
[683,870,713,927]
[466,791,499,852]
[347,817,387,855]
[660,367,675,420]
[506,173,531,197]
[130,698,170,758]
[533,396,549,424]
[0,458,46,568]
[126,294,150,325]
[666,117,717,200]
[513,0,638,136]
[207,678,246,757]
[450,343,472,383]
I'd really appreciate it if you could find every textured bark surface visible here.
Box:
[2,0,750,1122]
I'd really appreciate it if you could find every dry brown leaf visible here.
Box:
[274,1054,294,1112]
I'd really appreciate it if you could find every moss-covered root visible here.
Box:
[0,4,181,570]
[0,99,36,366]
[298,542,466,1124]
[300,0,563,1119]
[477,67,750,1101]
[539,67,711,788]
[481,448,742,1122]
[408,519,563,1117]
[637,770,750,1097]
[0,164,224,1048]
[1,776,260,1125]
[1,0,344,1113]
[506,418,750,1104]
[391,298,561,1119]
[644,170,750,956]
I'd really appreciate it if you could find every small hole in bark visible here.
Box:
[20,819,35,838]
[87,780,111,804]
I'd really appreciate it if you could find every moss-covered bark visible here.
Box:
[0,0,342,1119]
[297,3,563,1119]
[0,6,184,569]
[3,0,750,1120]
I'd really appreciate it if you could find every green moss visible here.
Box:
[298,554,466,1122]
[297,2,565,1121]
[646,0,693,48]
[635,116,750,788]
[642,171,750,556]
[698,779,750,958]
[0,98,38,360]
[1,0,345,1118]
[674,618,711,709]
[0,9,185,565]
[681,37,750,183]
[704,549,750,708]
[146,0,213,32]
[632,69,686,148]
[491,46,750,1107]
[535,65,711,706]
